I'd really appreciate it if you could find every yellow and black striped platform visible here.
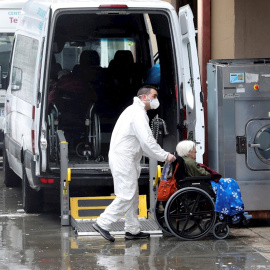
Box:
[70,195,147,220]
[70,195,162,236]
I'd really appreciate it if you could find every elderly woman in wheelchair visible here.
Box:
[154,140,252,240]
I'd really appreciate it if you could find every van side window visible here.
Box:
[0,33,14,78]
[11,35,39,103]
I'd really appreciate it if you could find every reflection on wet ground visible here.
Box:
[0,173,270,269]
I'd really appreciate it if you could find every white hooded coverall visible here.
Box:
[97,97,168,234]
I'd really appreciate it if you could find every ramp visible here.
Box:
[71,216,161,236]
[70,195,162,236]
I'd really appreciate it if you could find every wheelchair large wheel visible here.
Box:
[91,113,101,158]
[165,187,216,240]
[154,200,173,236]
[48,105,59,162]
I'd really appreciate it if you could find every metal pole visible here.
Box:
[57,130,70,226]
[149,158,158,216]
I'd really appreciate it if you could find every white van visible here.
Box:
[3,0,205,213]
[0,1,26,151]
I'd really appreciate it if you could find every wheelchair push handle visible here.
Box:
[161,161,173,181]
[153,161,173,187]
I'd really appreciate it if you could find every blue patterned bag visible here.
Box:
[211,178,244,223]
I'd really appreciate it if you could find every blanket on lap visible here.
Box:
[211,178,244,224]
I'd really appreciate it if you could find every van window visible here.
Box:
[11,35,39,103]
[55,38,136,70]
[0,33,14,77]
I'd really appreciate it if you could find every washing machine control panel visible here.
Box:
[236,136,247,154]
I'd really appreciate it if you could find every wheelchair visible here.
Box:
[48,100,101,162]
[154,157,248,240]
[74,103,101,160]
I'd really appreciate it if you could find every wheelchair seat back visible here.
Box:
[173,155,215,197]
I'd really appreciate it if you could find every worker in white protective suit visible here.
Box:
[93,85,176,242]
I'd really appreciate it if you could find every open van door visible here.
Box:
[179,5,205,163]
[21,1,51,175]
[35,3,51,174]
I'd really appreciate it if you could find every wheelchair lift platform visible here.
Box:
[70,195,161,236]
[71,217,161,236]
[58,130,162,236]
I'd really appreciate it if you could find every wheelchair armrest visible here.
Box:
[177,175,215,197]
[182,175,213,181]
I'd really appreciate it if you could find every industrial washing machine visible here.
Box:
[207,59,270,212]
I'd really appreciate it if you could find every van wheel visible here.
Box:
[3,148,21,187]
[22,170,43,213]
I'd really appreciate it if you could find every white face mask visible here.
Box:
[147,96,160,109]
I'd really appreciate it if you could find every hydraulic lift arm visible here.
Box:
[57,130,71,226]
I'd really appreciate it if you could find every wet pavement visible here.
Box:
[0,170,270,269]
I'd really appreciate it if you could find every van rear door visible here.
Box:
[179,5,205,163]
[22,1,51,175]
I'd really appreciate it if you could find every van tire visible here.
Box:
[3,148,21,187]
[22,170,43,213]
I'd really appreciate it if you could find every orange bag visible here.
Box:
[157,163,179,201]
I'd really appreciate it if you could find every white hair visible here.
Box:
[176,140,195,157]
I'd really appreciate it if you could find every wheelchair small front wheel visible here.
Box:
[213,222,230,240]
[75,142,92,158]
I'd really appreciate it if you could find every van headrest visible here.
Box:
[114,50,134,66]
[80,50,100,66]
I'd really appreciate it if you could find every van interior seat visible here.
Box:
[99,50,146,120]
[49,74,90,140]
[73,50,104,84]
[72,50,104,103]
[107,50,136,102]
[108,50,146,91]
[108,50,135,86]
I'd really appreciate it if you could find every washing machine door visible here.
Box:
[246,119,270,170]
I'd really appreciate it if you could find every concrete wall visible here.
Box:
[235,0,270,58]
[211,0,270,59]
[211,0,235,59]
[163,0,178,10]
